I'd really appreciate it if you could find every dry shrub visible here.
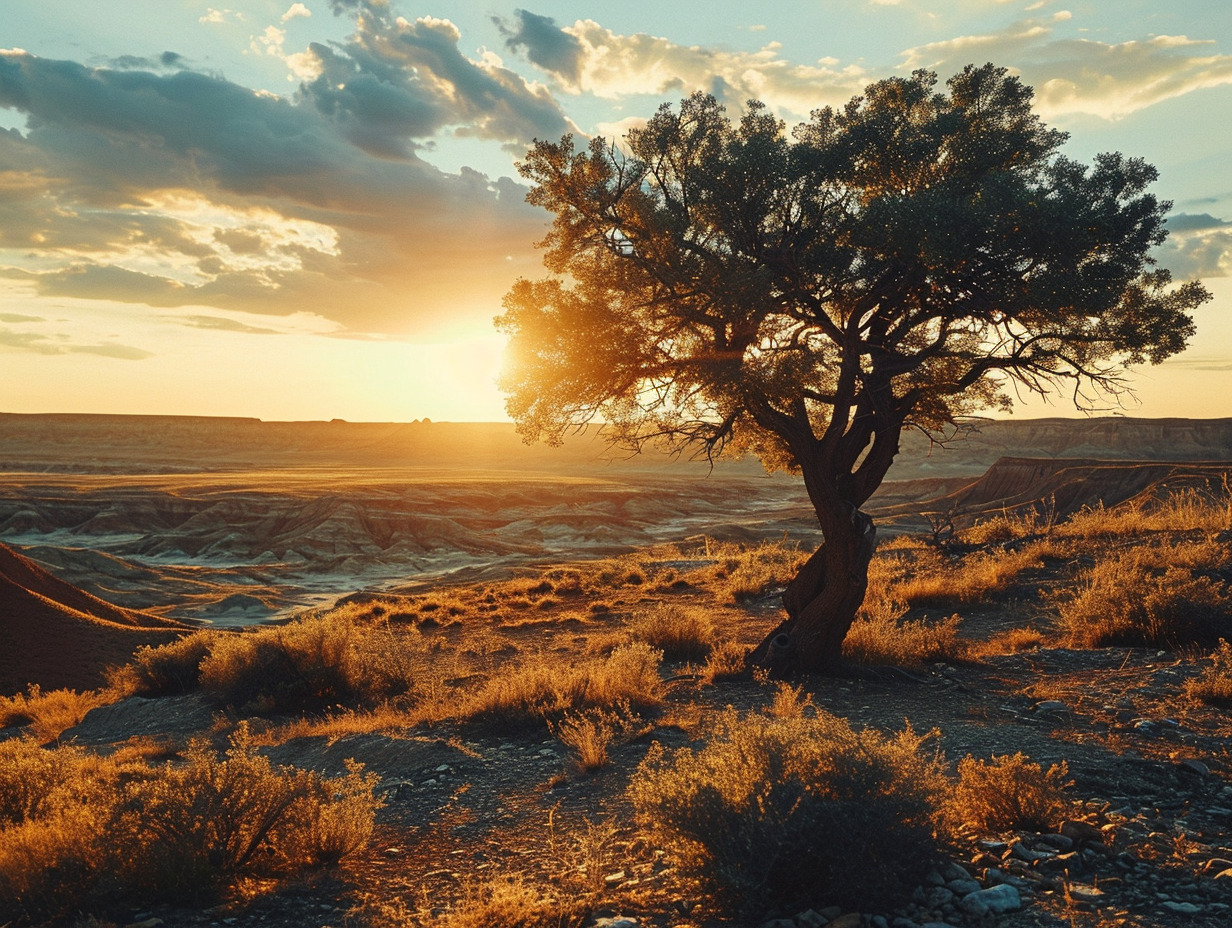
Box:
[895,544,1047,608]
[1057,548,1232,649]
[198,614,416,714]
[700,639,749,683]
[1185,639,1232,707]
[0,685,114,742]
[462,642,661,731]
[108,630,221,697]
[0,725,379,922]
[708,541,808,604]
[432,876,588,928]
[949,752,1072,833]
[628,708,947,917]
[551,702,647,772]
[842,591,962,667]
[631,603,715,662]
[980,626,1048,655]
[1058,489,1232,538]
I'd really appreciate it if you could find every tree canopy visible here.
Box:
[496,64,1211,672]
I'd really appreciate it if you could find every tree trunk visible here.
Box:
[748,506,877,675]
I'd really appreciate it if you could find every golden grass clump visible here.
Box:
[628,708,947,916]
[198,613,418,713]
[892,544,1047,608]
[1185,639,1232,707]
[1056,546,1232,649]
[0,684,114,742]
[704,541,809,603]
[107,629,222,697]
[0,724,379,922]
[431,876,589,928]
[551,702,647,772]
[842,590,962,667]
[460,642,661,731]
[630,603,716,662]
[948,752,1072,833]
[700,639,749,684]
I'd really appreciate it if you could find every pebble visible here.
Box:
[947,878,981,896]
[1160,901,1203,915]
[794,910,826,928]
[960,884,1021,916]
[1035,700,1067,713]
[826,915,862,928]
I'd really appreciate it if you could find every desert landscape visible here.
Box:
[3,414,1232,928]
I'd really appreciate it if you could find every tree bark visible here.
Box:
[748,505,877,675]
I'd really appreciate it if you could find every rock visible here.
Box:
[1177,759,1211,776]
[946,878,982,896]
[817,908,842,922]
[1059,820,1104,846]
[123,920,164,928]
[871,917,889,928]
[1010,842,1052,863]
[603,870,628,888]
[1037,833,1075,853]
[1160,901,1203,915]
[1035,700,1067,713]
[891,919,922,928]
[1067,883,1105,903]
[794,911,827,928]
[941,862,970,882]
[924,869,946,886]
[925,886,954,907]
[960,884,1021,916]
[826,915,863,928]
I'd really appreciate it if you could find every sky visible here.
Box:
[2,0,1231,423]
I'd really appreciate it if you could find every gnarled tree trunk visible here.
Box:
[748,504,877,675]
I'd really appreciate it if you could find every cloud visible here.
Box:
[900,23,1232,119]
[493,9,585,84]
[282,3,312,22]
[1167,213,1231,233]
[178,314,283,334]
[0,312,42,322]
[298,7,575,158]
[1157,225,1232,279]
[507,18,872,117]
[0,324,151,359]
[199,8,245,26]
[0,42,550,336]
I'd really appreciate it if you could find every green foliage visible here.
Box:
[628,708,947,916]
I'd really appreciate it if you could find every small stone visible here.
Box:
[794,910,827,928]
[422,778,437,787]
[1067,883,1104,903]
[124,920,164,928]
[947,878,982,896]
[435,763,451,773]
[926,887,954,907]
[961,884,1021,916]
[825,915,862,928]
[817,908,842,921]
[977,839,1009,854]
[941,862,970,882]
[595,919,638,928]
[1059,820,1104,846]
[924,869,946,886]
[1177,759,1211,776]
[871,917,889,928]
[1160,901,1203,915]
[891,919,922,928]
[1036,700,1067,713]
[1010,842,1052,862]
[1037,833,1075,853]
[603,870,628,888]
[759,920,795,928]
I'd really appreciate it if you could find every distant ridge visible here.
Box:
[0,543,187,696]
[4,412,1232,479]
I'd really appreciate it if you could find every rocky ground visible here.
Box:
[36,570,1232,928]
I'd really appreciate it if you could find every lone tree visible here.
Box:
[496,64,1210,674]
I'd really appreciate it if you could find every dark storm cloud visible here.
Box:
[0,39,552,334]
[493,10,584,84]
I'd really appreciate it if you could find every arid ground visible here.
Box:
[4,415,1232,928]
